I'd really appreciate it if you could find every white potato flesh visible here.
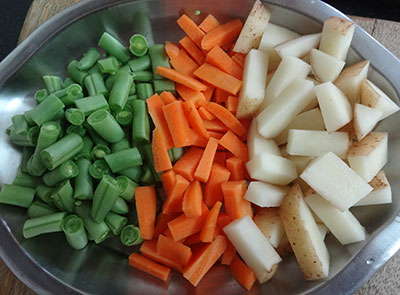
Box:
[287,129,349,159]
[244,181,290,207]
[302,96,319,112]
[355,170,392,206]
[257,79,315,138]
[347,132,388,182]
[224,215,282,283]
[286,155,313,174]
[300,152,373,212]
[319,17,355,61]
[334,60,369,105]
[354,103,383,141]
[236,49,269,119]
[254,208,285,248]
[246,152,298,185]
[274,33,321,59]
[304,188,366,245]
[233,0,271,53]
[317,224,328,240]
[310,48,345,82]
[248,119,281,160]
[315,82,353,132]
[275,108,325,145]
[360,79,400,120]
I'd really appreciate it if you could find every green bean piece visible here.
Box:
[23,212,68,239]
[0,184,35,208]
[120,225,142,246]
[28,201,58,218]
[21,147,34,173]
[51,180,75,212]
[111,138,130,153]
[24,94,64,126]
[89,159,110,180]
[104,148,142,173]
[91,144,111,161]
[66,125,86,137]
[131,99,150,143]
[52,83,84,106]
[84,73,108,97]
[109,71,134,114]
[98,56,120,75]
[129,83,137,96]
[119,64,131,73]
[42,160,78,186]
[105,212,128,235]
[87,110,124,143]
[140,165,154,185]
[43,75,63,93]
[116,175,138,201]
[111,197,129,214]
[127,95,137,108]
[34,89,48,103]
[194,9,201,15]
[118,166,142,182]
[74,94,109,116]
[98,32,130,63]
[136,83,154,100]
[148,44,171,80]
[53,109,65,122]
[61,214,88,250]
[140,142,161,182]
[74,202,110,244]
[78,48,100,71]
[128,55,151,72]
[36,184,55,205]
[133,71,153,82]
[6,125,12,136]
[11,114,29,135]
[9,125,39,147]
[83,123,108,145]
[116,110,133,126]
[91,175,120,223]
[67,60,88,85]
[153,79,175,94]
[13,169,42,188]
[105,74,117,92]
[63,77,74,88]
[73,158,93,200]
[65,108,85,126]
[74,136,93,160]
[87,63,102,75]
[168,148,175,163]
[129,34,148,57]
[172,147,184,162]
[40,133,83,170]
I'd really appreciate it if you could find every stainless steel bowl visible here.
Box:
[1,0,400,294]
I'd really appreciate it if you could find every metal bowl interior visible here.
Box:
[1,0,400,294]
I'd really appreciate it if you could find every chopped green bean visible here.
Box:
[136,83,154,100]
[36,184,55,205]
[127,95,137,108]
[98,32,130,63]
[105,74,117,92]
[67,60,88,85]
[91,144,111,160]
[21,147,34,173]
[73,158,93,200]
[91,175,120,223]
[87,110,124,143]
[42,160,78,186]
[109,71,134,114]
[118,166,142,182]
[43,75,63,93]
[23,212,68,239]
[61,214,88,249]
[89,159,110,180]
[153,79,175,94]
[78,48,100,71]
[116,110,133,126]
[24,94,65,126]
[74,94,109,116]
[172,147,184,162]
[194,10,201,15]
[105,212,128,235]
[65,108,85,126]
[34,89,48,103]
[28,201,58,218]
[116,175,138,201]
[98,56,120,75]
[53,109,65,122]
[66,125,86,137]
[53,83,84,106]
[139,142,161,182]
[51,180,75,212]
[13,169,43,188]
[133,71,153,82]
[104,147,142,173]
[148,44,171,79]
[111,138,130,153]
[120,225,142,246]
[84,73,108,97]
[129,83,136,95]
[140,165,154,184]
[74,136,93,160]
[9,125,39,147]
[11,114,29,135]
[83,122,108,145]
[131,99,150,142]
[129,34,148,57]
[87,63,102,75]
[0,184,35,208]
[111,197,129,215]
[128,55,151,72]
[75,202,109,244]
[63,77,74,88]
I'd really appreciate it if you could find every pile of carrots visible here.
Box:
[128,13,257,291]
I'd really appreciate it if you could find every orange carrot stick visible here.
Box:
[214,151,227,166]
[183,235,227,286]
[214,87,230,103]
[203,118,229,133]
[198,106,216,120]
[169,49,198,78]
[165,41,180,59]
[160,91,176,105]
[202,84,215,102]
[183,101,209,139]
[185,232,202,245]
[135,186,157,240]
[232,53,246,68]
[230,255,257,291]
[163,101,193,147]
[226,95,239,115]
[205,102,246,137]
[154,213,179,238]
[200,201,222,243]
[222,181,252,220]
[157,66,207,92]
[177,14,206,48]
[199,14,221,33]
[190,131,208,148]
[201,19,243,50]
[182,180,203,217]
[194,137,219,183]
[176,83,206,106]
[140,240,183,272]
[162,174,190,215]
[194,63,242,95]
[206,46,243,79]
[180,36,206,65]
[218,130,248,162]
[217,212,232,232]
[152,128,173,172]
[161,169,176,197]
[173,147,204,181]
[204,163,231,207]
[157,234,193,266]
[129,253,171,282]
[226,157,246,181]
[221,241,236,265]
[208,131,225,140]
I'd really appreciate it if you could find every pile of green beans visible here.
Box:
[0,31,183,251]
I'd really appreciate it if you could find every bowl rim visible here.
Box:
[1,0,400,294]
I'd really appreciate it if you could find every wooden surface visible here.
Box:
[1,1,399,295]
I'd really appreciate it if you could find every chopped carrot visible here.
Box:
[214,151,227,166]
[226,157,246,181]
[200,201,222,242]
[173,147,204,181]
[198,106,216,120]
[194,63,242,95]
[203,118,229,133]
[169,49,198,78]
[199,14,221,33]
[202,84,215,102]
[157,66,207,92]
[219,130,248,162]
[213,88,230,103]
[231,53,246,68]
[230,255,256,291]
[208,131,225,140]
[204,163,231,207]
[160,91,176,104]
[190,131,208,148]
[163,227,187,244]
[194,137,219,183]
[206,46,243,79]
[146,94,174,149]
[161,169,176,197]
[129,253,171,282]
[180,36,206,65]
[222,181,252,220]
[217,212,232,232]
[177,14,206,48]
[183,101,209,139]
[205,102,246,137]
[163,101,193,147]
[152,128,173,172]
[182,180,203,217]
[140,240,183,272]
[165,41,180,59]
[154,213,179,238]
[201,19,243,50]
[221,241,236,265]
[183,235,227,286]
[135,186,157,240]
[226,96,239,115]
[162,174,190,215]
[221,42,234,52]
[185,232,202,245]
[157,234,193,266]
[176,84,206,106]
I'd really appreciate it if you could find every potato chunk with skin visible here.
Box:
[254,208,285,248]
[244,181,290,207]
[354,103,383,141]
[310,48,345,82]
[248,119,280,160]
[355,170,392,206]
